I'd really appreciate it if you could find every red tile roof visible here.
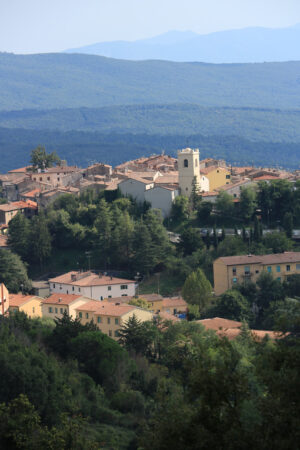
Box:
[162,297,187,308]
[42,293,83,305]
[76,300,137,316]
[49,271,135,287]
[9,294,39,307]
[217,252,300,266]
[198,317,242,331]
[0,201,37,212]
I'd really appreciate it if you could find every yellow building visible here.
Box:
[201,166,231,191]
[9,293,43,318]
[75,301,153,340]
[41,293,91,319]
[161,297,188,315]
[213,252,300,295]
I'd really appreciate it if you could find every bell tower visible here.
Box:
[178,148,200,196]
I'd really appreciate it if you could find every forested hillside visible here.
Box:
[1,128,300,172]
[1,53,300,110]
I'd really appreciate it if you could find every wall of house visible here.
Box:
[144,187,178,218]
[199,175,209,192]
[50,282,136,300]
[42,297,90,319]
[0,283,9,315]
[119,179,153,204]
[20,298,43,318]
[213,259,232,295]
[207,169,231,191]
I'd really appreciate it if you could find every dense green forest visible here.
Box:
[1,128,300,172]
[1,105,300,142]
[1,54,300,110]
[0,301,299,449]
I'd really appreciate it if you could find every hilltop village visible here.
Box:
[0,149,300,447]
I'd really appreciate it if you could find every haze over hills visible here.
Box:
[65,24,300,63]
[1,53,300,111]
[0,52,299,171]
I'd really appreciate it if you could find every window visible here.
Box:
[108,295,112,298]
[72,286,74,291]
[115,318,119,325]
[32,307,35,313]
[296,264,300,270]
[120,285,128,290]
[60,285,62,289]
[53,283,55,288]
[255,270,259,274]
[86,313,89,319]
[276,266,281,273]
[78,287,81,292]
[79,312,82,318]
[57,177,60,181]
[47,177,50,181]
[107,318,111,324]
[64,309,67,313]
[244,266,250,274]
[286,265,291,272]
[60,308,63,314]
[114,331,119,337]
[97,317,101,323]
[109,330,112,337]
[108,286,112,291]
[121,294,128,297]
[55,307,58,313]
[226,174,230,179]
[184,159,188,168]
[48,307,53,313]
[39,177,42,181]
[232,267,236,275]
[267,266,272,273]
[100,296,103,300]
[232,277,237,283]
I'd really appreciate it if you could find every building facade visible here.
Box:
[49,271,136,300]
[213,252,300,295]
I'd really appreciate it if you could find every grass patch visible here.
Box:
[138,271,184,297]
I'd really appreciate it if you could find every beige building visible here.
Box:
[9,294,43,318]
[178,148,201,197]
[213,252,300,295]
[0,201,37,225]
[202,166,231,191]
[161,297,188,315]
[75,301,153,340]
[41,293,91,319]
[0,283,9,315]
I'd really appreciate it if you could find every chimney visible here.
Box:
[58,298,62,302]
[110,276,113,280]
[71,274,77,282]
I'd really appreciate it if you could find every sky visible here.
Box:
[1,0,300,54]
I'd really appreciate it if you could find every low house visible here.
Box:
[75,301,153,340]
[161,297,188,316]
[201,166,231,191]
[0,283,9,315]
[213,252,300,295]
[9,294,43,318]
[144,186,179,218]
[0,200,37,225]
[49,271,136,300]
[118,176,154,203]
[216,179,254,198]
[41,293,91,319]
[139,294,164,311]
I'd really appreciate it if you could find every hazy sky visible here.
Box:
[1,0,300,54]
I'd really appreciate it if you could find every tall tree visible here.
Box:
[94,199,112,267]
[182,268,212,311]
[30,214,52,267]
[239,187,257,222]
[30,145,60,171]
[283,212,293,238]
[0,249,31,293]
[7,212,31,260]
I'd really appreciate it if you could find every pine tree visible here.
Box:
[182,268,212,312]
[0,249,31,293]
[213,225,218,249]
[253,216,261,242]
[7,212,31,260]
[30,214,51,268]
[283,212,293,238]
[95,199,112,268]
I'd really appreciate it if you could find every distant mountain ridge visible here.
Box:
[1,53,300,111]
[65,25,300,63]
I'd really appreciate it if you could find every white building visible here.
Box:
[118,176,154,203]
[49,271,136,301]
[145,186,179,218]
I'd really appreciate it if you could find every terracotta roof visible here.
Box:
[217,179,251,191]
[162,297,187,308]
[201,166,229,175]
[197,317,242,331]
[217,252,300,266]
[104,296,133,304]
[155,173,179,184]
[253,175,279,181]
[39,166,78,174]
[9,294,40,307]
[217,327,282,341]
[42,293,83,305]
[0,200,37,212]
[76,300,137,316]
[8,166,32,173]
[121,175,154,185]
[49,271,135,287]
[156,311,180,323]
[140,294,163,302]
[23,189,41,197]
